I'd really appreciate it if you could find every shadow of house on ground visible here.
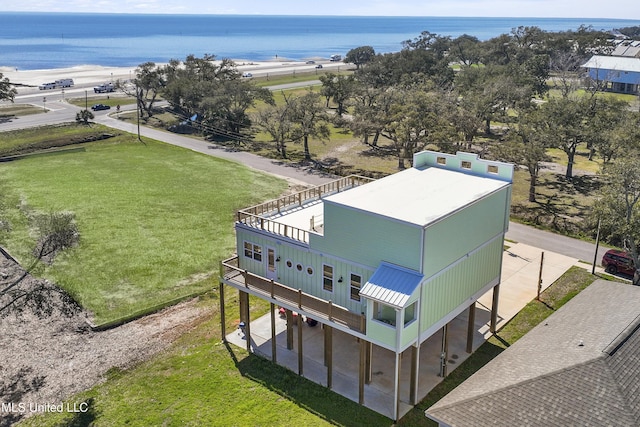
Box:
[223,342,392,426]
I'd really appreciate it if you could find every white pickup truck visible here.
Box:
[94,83,115,93]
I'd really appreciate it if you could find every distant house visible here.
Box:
[425,280,640,427]
[582,55,640,94]
[219,150,513,420]
[611,39,640,58]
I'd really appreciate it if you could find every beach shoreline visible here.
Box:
[1,58,314,88]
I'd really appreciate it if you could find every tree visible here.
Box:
[75,109,94,125]
[0,211,80,318]
[456,65,533,135]
[0,73,17,102]
[593,153,640,270]
[285,91,331,161]
[119,62,166,120]
[319,73,356,116]
[255,102,294,158]
[449,34,482,67]
[161,55,271,139]
[200,78,273,139]
[585,97,631,162]
[379,87,454,169]
[344,46,375,69]
[349,84,390,147]
[495,107,551,202]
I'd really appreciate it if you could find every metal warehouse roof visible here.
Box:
[360,262,424,308]
[582,55,640,73]
[324,166,509,227]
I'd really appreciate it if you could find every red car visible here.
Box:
[601,249,636,276]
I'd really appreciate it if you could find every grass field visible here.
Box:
[1,126,287,324]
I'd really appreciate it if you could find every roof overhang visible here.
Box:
[360,262,423,309]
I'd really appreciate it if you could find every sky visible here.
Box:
[2,0,639,20]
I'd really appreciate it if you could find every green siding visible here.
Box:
[423,188,509,277]
[365,300,398,348]
[401,294,420,348]
[236,227,371,313]
[420,237,503,330]
[311,202,422,271]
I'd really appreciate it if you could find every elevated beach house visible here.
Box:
[219,150,513,420]
[582,54,640,94]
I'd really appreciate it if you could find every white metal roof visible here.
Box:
[323,166,509,227]
[582,55,640,73]
[360,262,424,308]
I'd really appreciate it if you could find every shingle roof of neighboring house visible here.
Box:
[360,262,423,308]
[425,280,640,427]
[582,55,640,73]
[324,166,508,227]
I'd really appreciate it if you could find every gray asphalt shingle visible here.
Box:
[426,280,640,427]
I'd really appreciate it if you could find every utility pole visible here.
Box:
[136,82,141,142]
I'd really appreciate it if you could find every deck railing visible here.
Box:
[236,175,374,243]
[221,256,365,334]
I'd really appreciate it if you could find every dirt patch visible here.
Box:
[0,254,212,426]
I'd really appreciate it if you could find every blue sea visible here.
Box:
[1,13,640,70]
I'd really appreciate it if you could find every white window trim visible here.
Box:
[322,263,334,293]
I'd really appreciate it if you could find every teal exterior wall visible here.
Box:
[419,236,503,330]
[422,188,509,277]
[310,202,422,271]
[236,226,372,313]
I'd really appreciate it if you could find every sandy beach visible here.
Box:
[0,65,136,88]
[1,58,331,89]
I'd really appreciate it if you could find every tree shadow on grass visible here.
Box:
[63,398,98,427]
[223,342,392,426]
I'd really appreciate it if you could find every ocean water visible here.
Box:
[1,13,639,70]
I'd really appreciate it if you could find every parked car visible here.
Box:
[242,72,253,78]
[306,60,315,64]
[601,249,636,276]
[91,104,111,111]
[315,64,323,69]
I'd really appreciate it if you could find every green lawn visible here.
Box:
[1,129,287,324]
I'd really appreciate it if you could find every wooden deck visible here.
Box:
[236,175,374,244]
[221,256,365,334]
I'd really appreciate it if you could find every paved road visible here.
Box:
[506,222,609,264]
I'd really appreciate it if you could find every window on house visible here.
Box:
[404,302,417,327]
[487,165,499,174]
[350,273,362,301]
[243,242,262,262]
[461,160,472,169]
[307,267,314,275]
[286,259,293,268]
[373,301,396,327]
[322,264,333,292]
[437,156,447,165]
